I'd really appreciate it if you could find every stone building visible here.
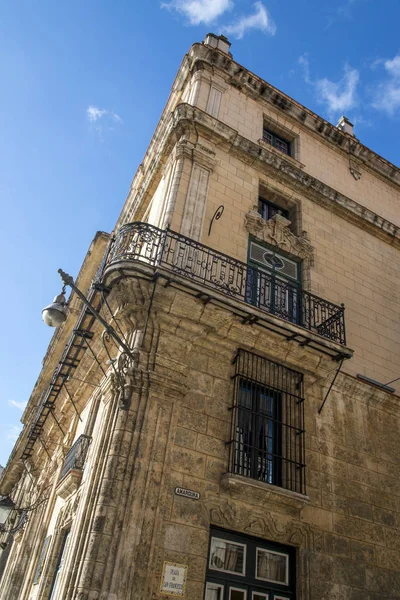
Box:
[0,33,400,600]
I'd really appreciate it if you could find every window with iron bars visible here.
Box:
[229,350,306,495]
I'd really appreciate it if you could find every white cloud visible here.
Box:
[325,0,368,30]
[86,106,123,137]
[112,112,123,124]
[298,53,311,84]
[372,54,400,115]
[222,2,276,39]
[87,106,122,124]
[6,425,21,443]
[299,55,359,118]
[385,55,400,78]
[161,0,232,25]
[87,106,107,122]
[315,65,359,116]
[9,400,27,411]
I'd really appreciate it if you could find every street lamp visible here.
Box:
[42,269,135,361]
[0,497,15,529]
[42,287,67,327]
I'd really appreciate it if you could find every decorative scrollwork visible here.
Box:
[102,329,142,409]
[102,222,346,345]
[208,205,225,236]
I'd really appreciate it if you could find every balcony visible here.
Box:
[57,435,91,499]
[101,222,346,347]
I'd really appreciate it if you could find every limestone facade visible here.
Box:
[0,34,399,600]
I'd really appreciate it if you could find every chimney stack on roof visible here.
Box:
[337,115,355,136]
[204,33,231,55]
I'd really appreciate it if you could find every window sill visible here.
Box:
[258,138,305,170]
[221,473,309,510]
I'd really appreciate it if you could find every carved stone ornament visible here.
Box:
[56,490,81,531]
[203,496,313,600]
[109,349,142,410]
[245,209,314,264]
[349,158,362,180]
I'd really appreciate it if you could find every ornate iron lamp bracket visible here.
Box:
[208,205,224,236]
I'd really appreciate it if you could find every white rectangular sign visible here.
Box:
[174,487,200,500]
[160,562,188,597]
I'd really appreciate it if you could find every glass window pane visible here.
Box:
[275,138,290,155]
[263,131,273,145]
[230,588,247,600]
[256,548,288,585]
[253,594,269,600]
[205,582,224,600]
[210,538,246,575]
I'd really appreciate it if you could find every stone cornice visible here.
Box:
[188,43,400,189]
[172,103,400,248]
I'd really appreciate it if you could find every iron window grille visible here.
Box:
[205,527,296,600]
[59,434,91,481]
[229,349,306,495]
[258,198,289,222]
[263,128,291,156]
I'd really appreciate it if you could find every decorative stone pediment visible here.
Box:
[245,209,314,264]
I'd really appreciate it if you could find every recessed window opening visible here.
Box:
[205,529,296,600]
[258,198,289,222]
[229,349,306,495]
[263,128,291,156]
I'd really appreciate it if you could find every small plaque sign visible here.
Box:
[174,487,200,500]
[160,561,188,597]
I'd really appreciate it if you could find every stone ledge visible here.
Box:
[56,469,83,500]
[221,472,309,509]
[258,138,306,170]
[103,260,353,365]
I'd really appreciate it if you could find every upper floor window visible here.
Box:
[205,528,296,600]
[246,239,301,325]
[258,198,289,222]
[49,530,70,600]
[263,128,291,156]
[229,349,306,495]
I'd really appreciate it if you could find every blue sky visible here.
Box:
[0,0,399,466]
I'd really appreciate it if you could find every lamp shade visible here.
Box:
[42,293,67,327]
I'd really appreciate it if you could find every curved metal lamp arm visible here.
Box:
[58,269,135,360]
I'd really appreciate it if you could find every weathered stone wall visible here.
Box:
[83,279,399,600]
[167,133,400,391]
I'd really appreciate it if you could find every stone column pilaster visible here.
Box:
[180,145,216,241]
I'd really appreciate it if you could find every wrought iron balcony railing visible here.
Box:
[59,434,91,481]
[102,222,346,346]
